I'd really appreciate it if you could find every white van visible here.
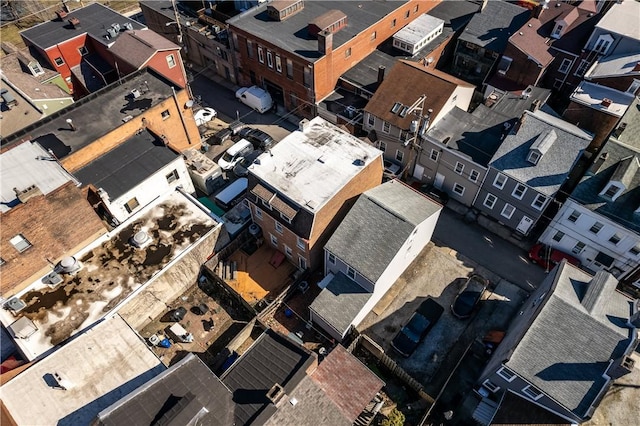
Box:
[218,139,253,170]
[215,177,248,210]
[235,86,273,113]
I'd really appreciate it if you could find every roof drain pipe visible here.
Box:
[172,86,193,146]
[176,185,224,224]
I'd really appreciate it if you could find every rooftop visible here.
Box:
[0,190,218,361]
[595,0,640,41]
[616,95,640,147]
[20,3,145,50]
[109,30,179,69]
[325,180,441,283]
[73,130,179,200]
[227,0,411,62]
[394,13,445,45]
[506,264,635,419]
[490,109,592,196]
[0,314,165,426]
[570,81,635,117]
[1,68,178,158]
[309,272,372,338]
[586,52,640,79]
[0,49,71,101]
[248,117,382,213]
[94,353,234,426]
[459,0,530,52]
[0,81,44,137]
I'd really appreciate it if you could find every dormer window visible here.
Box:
[528,129,556,165]
[600,183,622,200]
[527,151,541,165]
[29,61,44,76]
[551,23,564,39]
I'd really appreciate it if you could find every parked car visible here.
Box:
[218,139,253,171]
[528,243,581,271]
[383,159,402,180]
[391,298,444,357]
[235,86,273,113]
[207,128,232,145]
[237,127,275,150]
[193,107,217,126]
[419,184,449,205]
[451,274,489,319]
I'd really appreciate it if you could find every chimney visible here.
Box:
[529,99,541,113]
[589,151,608,174]
[66,118,76,131]
[299,118,310,132]
[56,9,67,20]
[266,383,286,406]
[613,122,627,138]
[633,62,640,72]
[317,30,333,55]
[377,66,385,84]
[68,17,81,29]
[601,98,612,108]
[14,185,43,204]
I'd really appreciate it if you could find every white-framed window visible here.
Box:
[280,213,292,224]
[367,114,375,126]
[371,31,377,41]
[630,244,640,256]
[575,59,590,77]
[10,234,31,252]
[522,385,544,401]
[54,57,64,66]
[594,34,613,54]
[270,233,278,246]
[453,183,465,196]
[161,109,170,119]
[246,40,254,58]
[166,54,177,68]
[328,252,336,264]
[258,46,264,63]
[531,194,546,210]
[527,151,541,165]
[430,149,439,161]
[125,197,140,213]
[552,23,564,38]
[261,199,272,210]
[469,169,479,182]
[483,379,500,393]
[378,141,386,152]
[165,169,179,184]
[345,47,351,58]
[382,121,391,133]
[454,162,464,175]
[501,203,515,219]
[512,183,527,200]
[558,58,572,74]
[627,79,640,95]
[78,46,88,56]
[29,62,44,76]
[609,233,622,245]
[568,210,581,222]
[275,55,282,73]
[347,266,356,280]
[572,241,586,254]
[391,18,396,28]
[395,150,404,162]
[602,184,621,199]
[497,367,517,382]
[275,221,283,234]
[493,173,507,189]
[590,222,604,234]
[266,51,273,68]
[297,236,305,251]
[483,193,497,209]
[497,56,512,75]
[285,245,293,257]
[255,207,263,220]
[552,230,565,242]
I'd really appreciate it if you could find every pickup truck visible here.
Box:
[391,298,444,357]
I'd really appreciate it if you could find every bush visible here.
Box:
[381,408,405,426]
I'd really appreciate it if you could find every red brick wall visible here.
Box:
[146,50,187,89]
[502,43,544,88]
[44,34,88,81]
[589,75,637,93]
[563,101,620,152]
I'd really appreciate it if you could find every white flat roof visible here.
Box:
[570,82,635,117]
[248,117,382,211]
[596,0,640,41]
[0,315,165,426]
[0,141,71,212]
[0,190,217,361]
[393,13,444,45]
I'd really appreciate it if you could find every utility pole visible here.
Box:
[402,94,431,180]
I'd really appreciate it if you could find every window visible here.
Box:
[54,57,64,66]
[367,114,375,126]
[255,207,263,220]
[395,150,404,162]
[232,33,239,51]
[630,245,640,256]
[0,257,5,266]
[285,245,292,258]
[609,233,621,245]
[590,222,604,234]
[124,197,139,213]
[552,231,565,242]
[453,183,465,196]
[286,59,293,79]
[531,194,546,210]
[328,253,336,264]
[297,236,305,251]
[497,56,512,75]
[371,31,377,41]
[161,109,170,119]
[345,48,351,58]
[303,66,311,87]
[627,79,640,95]
[568,210,581,222]
[603,184,620,199]
[522,385,544,401]
[261,199,272,210]
[501,203,515,219]
[280,213,292,224]
[258,46,264,63]
[10,234,31,252]
[493,173,507,189]
[270,234,278,246]
[482,380,500,393]
[469,170,479,182]
[166,54,176,68]
[497,367,517,383]
[382,121,391,133]
[266,51,273,68]
[275,221,283,234]
[378,141,386,152]
[512,184,527,200]
[391,19,396,28]
[552,24,564,38]
[347,266,356,280]
[405,10,410,18]
[29,62,44,76]
[558,58,572,74]
[299,256,307,270]
[594,34,613,54]
[553,78,564,89]
[572,241,586,254]
[454,162,464,175]
[247,40,254,58]
[575,59,589,76]
[527,151,541,165]
[483,194,497,209]
[78,46,88,56]
[430,149,439,161]
[165,169,179,184]
[275,55,282,73]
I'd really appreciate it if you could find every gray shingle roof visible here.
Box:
[587,52,640,79]
[458,0,530,52]
[616,96,640,148]
[325,180,441,283]
[489,109,592,196]
[570,138,640,233]
[506,265,633,418]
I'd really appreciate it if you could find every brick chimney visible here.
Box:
[14,185,43,204]
[377,66,385,84]
[601,98,612,108]
[68,17,81,29]
[56,9,68,20]
[318,30,332,55]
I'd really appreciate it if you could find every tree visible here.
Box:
[381,408,405,426]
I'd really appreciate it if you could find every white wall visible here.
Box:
[430,85,474,128]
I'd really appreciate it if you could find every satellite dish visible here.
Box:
[185,100,195,108]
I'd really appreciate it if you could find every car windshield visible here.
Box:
[222,152,234,162]
[456,291,480,309]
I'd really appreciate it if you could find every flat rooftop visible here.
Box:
[20,3,145,50]
[0,190,217,361]
[0,315,165,426]
[248,117,382,212]
[394,14,444,45]
[570,81,635,118]
[596,0,640,41]
[1,68,177,158]
[0,82,43,137]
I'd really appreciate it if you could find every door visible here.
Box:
[516,216,534,235]
[413,164,424,180]
[434,173,445,189]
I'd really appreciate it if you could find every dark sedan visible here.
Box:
[391,298,444,357]
[237,127,274,150]
[451,274,489,319]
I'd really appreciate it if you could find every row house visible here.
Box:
[227,0,441,117]
[363,60,474,174]
[246,117,383,271]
